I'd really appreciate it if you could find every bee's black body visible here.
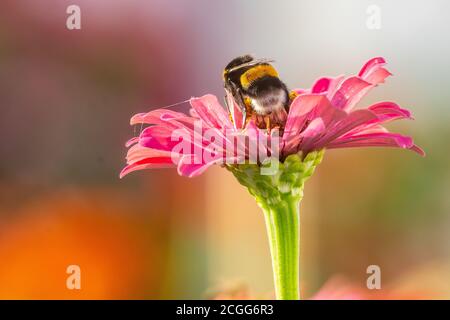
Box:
[223,55,290,130]
[223,55,255,109]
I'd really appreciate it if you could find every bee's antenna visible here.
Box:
[135,98,192,136]
[228,58,275,73]
[159,99,191,109]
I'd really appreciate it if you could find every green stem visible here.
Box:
[227,150,324,301]
[261,196,300,300]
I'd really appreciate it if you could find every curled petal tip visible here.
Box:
[358,57,387,77]
[130,113,145,125]
[119,170,127,179]
[125,137,139,148]
[410,145,426,157]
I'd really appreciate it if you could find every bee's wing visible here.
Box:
[225,89,245,130]
[227,58,275,73]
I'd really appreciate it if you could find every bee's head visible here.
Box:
[223,55,277,89]
[224,55,254,71]
[223,55,254,83]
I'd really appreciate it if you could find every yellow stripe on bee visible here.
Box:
[240,64,278,89]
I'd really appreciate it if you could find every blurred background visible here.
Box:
[0,0,449,299]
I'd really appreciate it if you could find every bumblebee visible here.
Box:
[223,55,290,131]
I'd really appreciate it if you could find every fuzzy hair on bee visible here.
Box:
[223,55,290,131]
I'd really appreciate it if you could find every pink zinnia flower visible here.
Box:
[121,57,423,179]
[120,57,424,300]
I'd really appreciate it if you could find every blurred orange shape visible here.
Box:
[0,190,160,299]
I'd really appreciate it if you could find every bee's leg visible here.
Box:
[241,108,247,127]
[234,88,250,128]
[223,96,232,123]
[265,116,271,133]
[223,95,229,111]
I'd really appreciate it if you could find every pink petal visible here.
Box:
[177,162,212,177]
[409,145,426,156]
[328,58,392,112]
[359,57,391,85]
[310,75,347,96]
[284,95,344,142]
[244,121,271,162]
[330,76,373,111]
[358,57,386,78]
[284,95,349,152]
[311,109,378,150]
[368,102,412,122]
[331,132,413,148]
[125,144,174,164]
[283,118,325,155]
[327,132,425,156]
[167,116,233,155]
[301,117,326,139]
[139,125,184,151]
[364,67,392,85]
[177,155,227,178]
[343,124,388,136]
[140,122,231,161]
[190,94,232,129]
[161,115,200,132]
[130,109,185,125]
[120,157,175,178]
[284,95,323,138]
[312,77,332,94]
[340,102,413,138]
[189,108,198,118]
[325,75,346,99]
[312,97,348,128]
[125,137,139,147]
